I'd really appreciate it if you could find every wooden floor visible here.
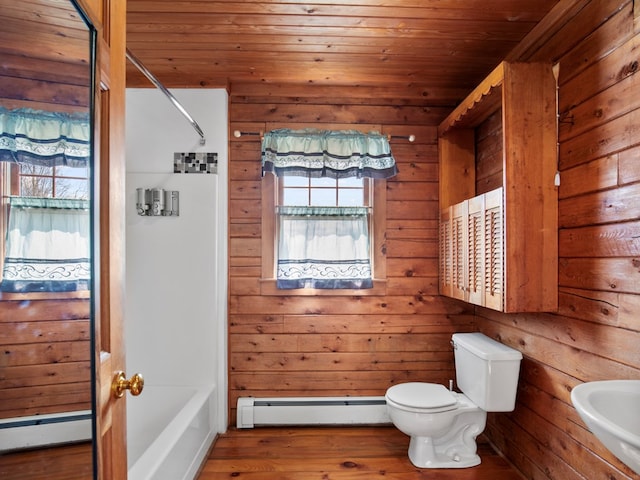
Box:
[0,442,93,480]
[198,426,525,480]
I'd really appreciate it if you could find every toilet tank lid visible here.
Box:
[452,333,523,361]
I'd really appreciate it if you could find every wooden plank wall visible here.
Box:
[474,1,640,479]
[228,85,477,421]
[0,1,91,113]
[228,1,639,479]
[475,108,503,195]
[0,298,92,418]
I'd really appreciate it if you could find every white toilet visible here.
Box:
[385,332,522,469]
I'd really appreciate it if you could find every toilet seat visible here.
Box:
[386,382,458,413]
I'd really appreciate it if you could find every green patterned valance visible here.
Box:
[0,107,91,167]
[8,196,90,210]
[262,128,398,179]
[277,206,369,217]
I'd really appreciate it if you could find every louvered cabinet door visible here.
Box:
[439,207,453,297]
[450,201,468,301]
[467,195,485,306]
[483,188,504,311]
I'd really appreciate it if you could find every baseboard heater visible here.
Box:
[236,396,390,429]
[0,410,92,451]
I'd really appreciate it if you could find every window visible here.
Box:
[0,162,90,293]
[262,173,387,295]
[260,128,395,294]
[276,175,372,289]
[0,108,91,294]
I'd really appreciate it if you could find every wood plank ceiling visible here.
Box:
[1,0,92,111]
[126,0,562,105]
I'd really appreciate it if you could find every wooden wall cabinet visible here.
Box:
[438,61,558,312]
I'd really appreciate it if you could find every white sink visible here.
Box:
[571,380,640,475]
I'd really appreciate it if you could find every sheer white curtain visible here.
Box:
[1,198,90,293]
[277,206,372,289]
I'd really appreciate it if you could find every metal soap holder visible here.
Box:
[136,188,179,216]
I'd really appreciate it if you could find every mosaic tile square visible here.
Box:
[174,152,218,174]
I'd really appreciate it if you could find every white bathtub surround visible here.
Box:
[127,385,215,480]
[125,88,228,479]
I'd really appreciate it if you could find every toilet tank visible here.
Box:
[452,332,523,412]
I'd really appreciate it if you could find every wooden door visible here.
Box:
[78,0,129,477]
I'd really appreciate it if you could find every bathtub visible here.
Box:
[127,384,216,480]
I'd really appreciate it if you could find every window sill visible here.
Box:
[260,279,387,296]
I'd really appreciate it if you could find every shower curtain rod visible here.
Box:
[126,48,206,145]
[233,130,416,142]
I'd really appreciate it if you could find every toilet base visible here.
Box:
[408,433,481,469]
[405,408,486,469]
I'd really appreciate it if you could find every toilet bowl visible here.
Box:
[385,333,522,469]
[385,383,486,468]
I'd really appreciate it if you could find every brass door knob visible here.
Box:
[112,371,144,398]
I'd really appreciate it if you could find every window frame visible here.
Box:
[261,172,387,296]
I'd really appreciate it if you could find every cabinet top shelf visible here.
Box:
[438,61,506,136]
